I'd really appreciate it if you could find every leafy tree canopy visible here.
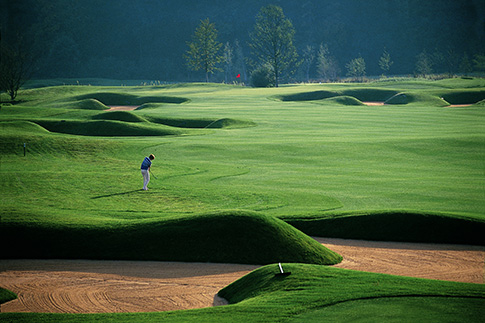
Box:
[185,18,223,82]
[249,5,298,87]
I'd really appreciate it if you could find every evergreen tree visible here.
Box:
[249,5,298,87]
[346,56,366,81]
[473,54,485,72]
[316,43,340,81]
[185,18,223,82]
[223,42,233,83]
[459,53,473,75]
[415,50,433,77]
[233,39,247,83]
[302,45,315,82]
[379,49,393,76]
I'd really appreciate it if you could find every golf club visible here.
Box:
[149,169,158,179]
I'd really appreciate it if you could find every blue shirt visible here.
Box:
[141,157,152,170]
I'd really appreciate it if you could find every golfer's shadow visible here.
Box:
[91,189,142,199]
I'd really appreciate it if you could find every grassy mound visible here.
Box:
[474,99,485,106]
[340,88,397,102]
[318,95,365,106]
[0,121,50,135]
[50,98,108,110]
[277,88,397,103]
[76,92,188,106]
[145,116,256,129]
[441,90,485,105]
[0,121,51,155]
[0,288,17,305]
[282,211,485,245]
[34,120,185,136]
[73,99,108,110]
[276,90,338,101]
[1,211,342,265]
[217,263,485,322]
[91,111,148,123]
[385,92,448,106]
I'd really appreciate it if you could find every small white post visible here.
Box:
[278,262,284,274]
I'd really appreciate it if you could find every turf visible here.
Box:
[1,211,342,265]
[0,288,17,305]
[1,78,484,321]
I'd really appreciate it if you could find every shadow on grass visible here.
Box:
[91,189,142,199]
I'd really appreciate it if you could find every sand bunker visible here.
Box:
[315,238,485,284]
[107,105,139,111]
[0,261,257,313]
[1,239,483,313]
[363,102,385,106]
[448,104,472,107]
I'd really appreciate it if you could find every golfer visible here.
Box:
[141,154,155,190]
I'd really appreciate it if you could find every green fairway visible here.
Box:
[1,79,484,231]
[1,78,484,321]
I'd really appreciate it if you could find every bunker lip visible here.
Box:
[447,104,472,107]
[1,238,483,314]
[363,102,385,106]
[107,105,139,111]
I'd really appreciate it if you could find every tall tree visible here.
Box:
[346,56,366,81]
[0,36,31,101]
[249,5,298,87]
[473,54,485,72]
[223,41,233,83]
[185,18,223,82]
[233,39,247,83]
[379,49,393,76]
[316,43,340,81]
[415,50,433,77]
[302,45,315,82]
[459,53,473,75]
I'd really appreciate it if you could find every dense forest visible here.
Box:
[1,0,484,82]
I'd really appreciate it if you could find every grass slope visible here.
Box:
[1,211,342,265]
[0,288,17,305]
[283,210,485,245]
[34,119,187,136]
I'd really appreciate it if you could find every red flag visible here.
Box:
[236,74,241,78]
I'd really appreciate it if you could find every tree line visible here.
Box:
[1,0,484,94]
[185,4,485,87]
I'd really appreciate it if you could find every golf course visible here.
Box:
[1,77,485,322]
